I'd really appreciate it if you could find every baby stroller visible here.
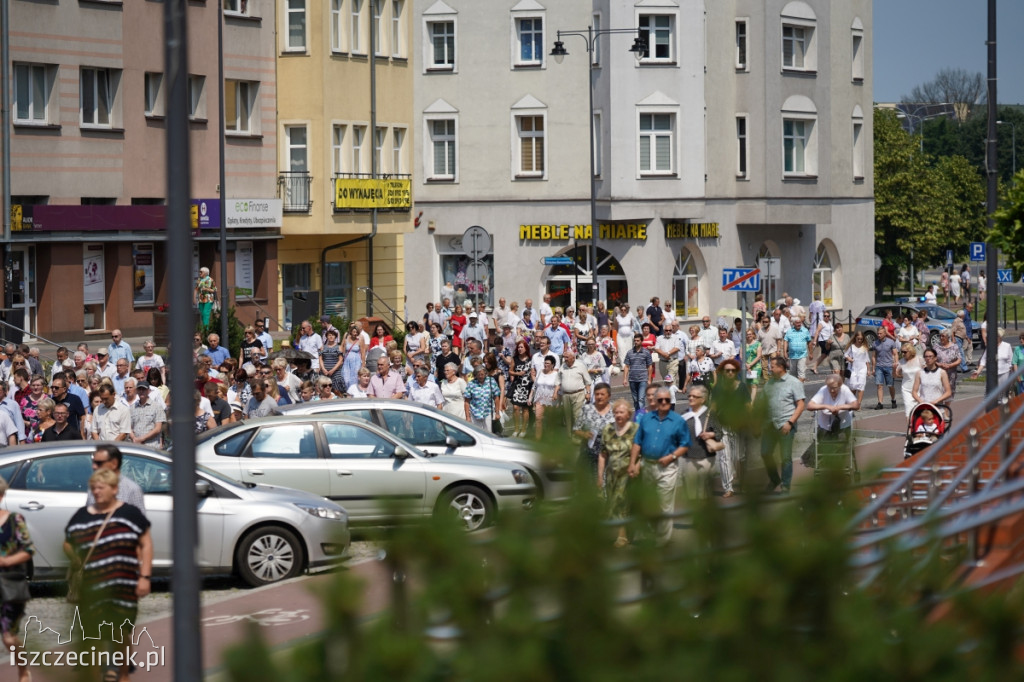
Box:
[903,402,952,459]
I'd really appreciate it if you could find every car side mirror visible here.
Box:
[195,479,212,498]
[445,436,459,449]
[393,446,412,459]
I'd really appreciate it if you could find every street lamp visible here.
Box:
[551,27,645,307]
[997,120,1016,179]
[896,102,953,152]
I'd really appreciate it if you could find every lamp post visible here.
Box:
[896,102,953,153]
[551,27,645,307]
[997,120,1016,179]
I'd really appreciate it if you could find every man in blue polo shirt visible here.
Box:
[544,313,572,357]
[628,386,690,545]
[204,333,231,366]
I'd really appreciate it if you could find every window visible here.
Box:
[783,119,808,174]
[285,0,307,52]
[813,244,834,307]
[188,75,205,120]
[352,125,365,173]
[392,127,405,174]
[592,12,601,65]
[23,455,92,492]
[428,21,455,70]
[223,0,248,14]
[285,125,308,173]
[351,0,363,53]
[322,423,394,459]
[736,115,748,178]
[225,79,254,133]
[673,250,700,318]
[250,425,318,459]
[144,72,163,117]
[593,111,602,177]
[735,19,748,70]
[14,63,52,124]
[374,127,386,173]
[852,33,864,81]
[515,17,543,66]
[515,115,545,177]
[372,0,385,55]
[122,455,171,495]
[381,411,447,447]
[638,14,673,62]
[81,67,113,127]
[428,118,456,180]
[639,113,673,175]
[440,253,492,307]
[853,120,864,179]
[782,26,807,69]
[391,0,404,57]
[333,124,346,174]
[331,0,345,52]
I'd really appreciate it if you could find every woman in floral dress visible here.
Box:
[573,383,615,481]
[507,340,534,438]
[598,399,638,548]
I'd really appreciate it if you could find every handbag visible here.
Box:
[67,507,115,604]
[0,515,30,604]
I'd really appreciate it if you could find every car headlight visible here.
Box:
[511,469,532,485]
[295,503,346,522]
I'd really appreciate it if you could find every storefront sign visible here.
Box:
[334,178,412,210]
[190,199,221,229]
[83,244,105,305]
[132,243,155,306]
[235,241,254,296]
[226,199,283,228]
[519,223,648,241]
[664,221,720,239]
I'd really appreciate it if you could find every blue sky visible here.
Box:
[874,0,1024,104]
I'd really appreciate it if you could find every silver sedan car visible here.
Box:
[278,399,572,501]
[194,415,537,531]
[0,443,351,586]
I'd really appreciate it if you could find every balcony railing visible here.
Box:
[279,171,313,212]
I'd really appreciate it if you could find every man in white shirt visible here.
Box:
[95,349,117,379]
[653,325,681,381]
[492,298,510,332]
[460,314,488,348]
[296,320,324,355]
[538,294,553,328]
[92,384,131,441]
[774,307,792,336]
[806,375,858,458]
[531,336,560,377]
[697,316,718,350]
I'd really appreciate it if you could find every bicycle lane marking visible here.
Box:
[112,559,393,682]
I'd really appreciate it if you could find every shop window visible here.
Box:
[440,248,492,309]
[543,246,625,310]
[324,261,353,319]
[813,243,834,307]
[673,250,699,319]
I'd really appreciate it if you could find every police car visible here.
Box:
[852,300,966,349]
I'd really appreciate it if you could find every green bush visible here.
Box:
[222,447,1024,681]
[200,307,246,358]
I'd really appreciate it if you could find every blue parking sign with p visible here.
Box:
[970,242,986,261]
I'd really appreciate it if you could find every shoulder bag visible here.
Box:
[67,507,116,604]
[0,514,30,604]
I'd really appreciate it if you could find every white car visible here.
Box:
[195,415,537,530]
[278,399,573,501]
[0,443,350,586]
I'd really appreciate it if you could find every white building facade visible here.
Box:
[407,0,873,321]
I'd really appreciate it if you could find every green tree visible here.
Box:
[991,168,1024,279]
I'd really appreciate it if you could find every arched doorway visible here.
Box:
[757,244,780,305]
[813,242,837,307]
[544,247,627,310]
[672,248,701,319]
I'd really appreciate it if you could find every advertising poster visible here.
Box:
[83,244,105,305]
[133,243,155,306]
[235,241,254,296]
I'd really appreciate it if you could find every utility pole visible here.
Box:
[984,0,998,397]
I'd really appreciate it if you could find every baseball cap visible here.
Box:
[136,381,151,390]
[96,349,108,356]
[664,375,673,382]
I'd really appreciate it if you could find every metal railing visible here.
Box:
[357,286,405,329]
[235,293,285,334]
[0,317,62,364]
[278,171,312,212]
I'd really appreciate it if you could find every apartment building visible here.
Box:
[405,0,874,319]
[3,0,280,340]
[275,0,414,329]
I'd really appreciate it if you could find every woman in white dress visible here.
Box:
[950,270,961,303]
[844,332,870,407]
[440,362,468,418]
[614,304,635,371]
[912,347,952,406]
[531,355,560,440]
[894,343,923,418]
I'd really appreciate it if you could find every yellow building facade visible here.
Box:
[276,0,413,330]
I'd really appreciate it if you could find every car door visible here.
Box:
[2,454,93,570]
[322,421,427,522]
[239,422,330,497]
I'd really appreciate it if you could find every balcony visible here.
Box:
[279,171,312,213]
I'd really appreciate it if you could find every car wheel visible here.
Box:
[236,526,304,587]
[863,331,877,346]
[437,485,494,532]
[928,330,940,349]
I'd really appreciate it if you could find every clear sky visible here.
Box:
[873,0,1024,105]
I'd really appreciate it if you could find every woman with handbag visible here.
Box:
[844,332,870,408]
[64,468,152,682]
[0,476,34,682]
